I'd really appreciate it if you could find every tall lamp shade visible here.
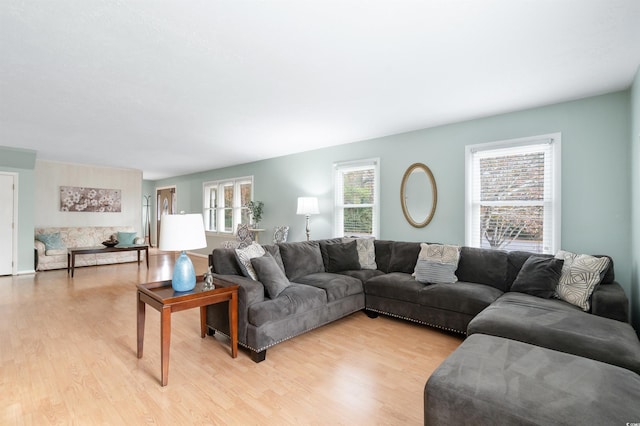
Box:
[159,213,207,291]
[296,197,319,241]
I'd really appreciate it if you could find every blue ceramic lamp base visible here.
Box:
[172,251,196,292]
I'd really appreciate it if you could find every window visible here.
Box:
[334,158,380,238]
[203,177,252,233]
[465,134,561,254]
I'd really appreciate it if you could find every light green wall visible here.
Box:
[631,66,640,333]
[0,146,37,273]
[153,91,634,317]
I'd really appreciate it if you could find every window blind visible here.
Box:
[467,136,560,254]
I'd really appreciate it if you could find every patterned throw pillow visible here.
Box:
[414,243,461,284]
[342,237,377,270]
[555,250,610,311]
[235,242,266,280]
[36,232,65,250]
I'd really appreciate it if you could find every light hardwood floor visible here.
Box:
[0,252,463,425]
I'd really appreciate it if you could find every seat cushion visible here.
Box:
[468,292,640,374]
[425,334,640,426]
[295,272,363,302]
[247,284,327,327]
[418,282,503,317]
[338,269,384,282]
[364,272,426,302]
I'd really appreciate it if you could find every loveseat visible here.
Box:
[35,226,145,271]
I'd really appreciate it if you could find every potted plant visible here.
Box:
[246,201,264,228]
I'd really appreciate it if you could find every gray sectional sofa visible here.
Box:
[207,238,640,422]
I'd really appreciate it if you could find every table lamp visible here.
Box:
[296,197,319,241]
[159,213,207,291]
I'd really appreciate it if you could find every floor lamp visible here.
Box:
[296,197,319,241]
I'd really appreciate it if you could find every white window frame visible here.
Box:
[333,158,380,238]
[465,133,561,254]
[203,176,253,235]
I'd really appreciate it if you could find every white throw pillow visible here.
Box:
[235,242,266,280]
[414,243,461,284]
[554,250,610,311]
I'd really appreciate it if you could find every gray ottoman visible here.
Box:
[467,292,640,374]
[424,334,640,426]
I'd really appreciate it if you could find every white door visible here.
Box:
[0,174,14,275]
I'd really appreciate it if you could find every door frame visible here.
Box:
[155,185,177,247]
[0,172,18,275]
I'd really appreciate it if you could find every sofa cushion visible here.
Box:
[36,232,65,250]
[45,249,67,256]
[372,240,393,273]
[424,334,640,426]
[325,240,360,272]
[251,253,291,298]
[343,237,377,270]
[418,282,503,317]
[117,231,137,245]
[235,242,266,280]
[247,283,327,326]
[295,272,363,302]
[365,272,426,302]
[467,292,640,374]
[456,247,509,292]
[510,255,563,298]
[317,238,344,270]
[211,248,243,275]
[555,250,610,311]
[260,244,286,273]
[388,242,421,273]
[279,241,325,281]
[339,269,384,282]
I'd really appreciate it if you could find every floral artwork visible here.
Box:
[60,186,122,212]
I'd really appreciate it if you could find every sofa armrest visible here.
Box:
[591,281,629,323]
[34,240,46,256]
[206,273,266,345]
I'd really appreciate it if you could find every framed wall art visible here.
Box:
[60,186,122,212]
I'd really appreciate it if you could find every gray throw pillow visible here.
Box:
[326,240,361,272]
[510,256,564,299]
[251,252,291,298]
[342,237,377,270]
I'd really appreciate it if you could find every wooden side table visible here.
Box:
[136,277,238,386]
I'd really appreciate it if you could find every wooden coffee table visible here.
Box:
[136,277,238,386]
[67,244,149,277]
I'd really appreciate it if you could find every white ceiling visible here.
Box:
[1,1,639,180]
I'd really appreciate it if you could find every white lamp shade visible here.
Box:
[296,197,319,215]
[159,213,207,251]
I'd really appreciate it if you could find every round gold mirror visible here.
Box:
[400,163,437,228]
